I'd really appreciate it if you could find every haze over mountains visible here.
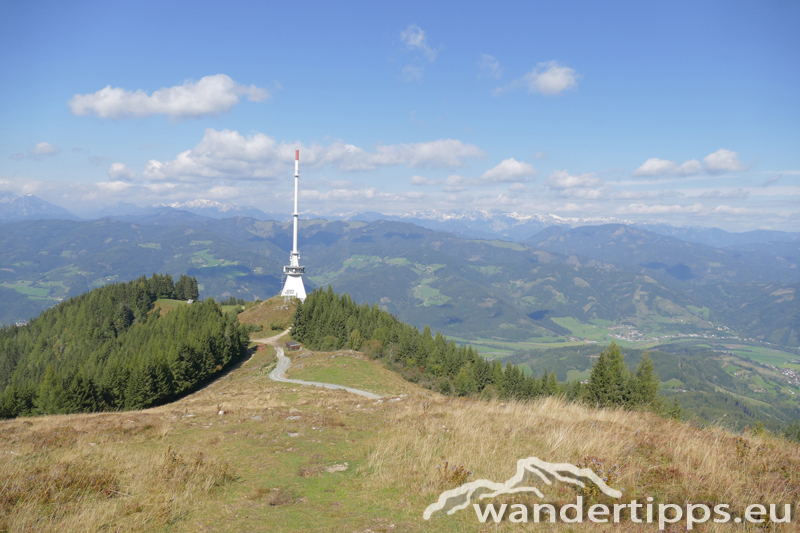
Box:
[2,193,798,246]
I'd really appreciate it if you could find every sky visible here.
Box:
[1,0,798,231]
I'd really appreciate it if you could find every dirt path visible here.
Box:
[253,330,382,400]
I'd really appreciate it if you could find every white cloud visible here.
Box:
[524,61,579,95]
[545,170,606,199]
[493,60,579,97]
[69,74,269,119]
[632,158,676,177]
[676,159,702,176]
[29,142,59,156]
[713,205,758,215]
[409,175,431,185]
[400,24,437,61]
[107,162,137,181]
[704,148,747,174]
[632,157,702,177]
[761,174,782,187]
[481,158,537,183]
[478,54,502,79]
[545,170,603,189]
[142,129,486,181]
[533,151,546,160]
[508,183,527,192]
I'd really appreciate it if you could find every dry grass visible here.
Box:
[238,296,296,333]
[363,396,800,530]
[2,338,799,532]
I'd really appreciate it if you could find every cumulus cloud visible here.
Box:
[508,183,527,192]
[632,157,702,177]
[481,158,537,183]
[545,170,603,189]
[69,74,269,119]
[11,142,60,160]
[545,170,606,199]
[401,24,437,61]
[704,148,747,174]
[30,142,59,156]
[676,159,702,175]
[524,61,579,95]
[478,54,502,79]
[142,129,485,181]
[494,61,579,96]
[107,162,137,181]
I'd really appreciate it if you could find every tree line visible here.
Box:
[292,287,663,410]
[0,273,247,418]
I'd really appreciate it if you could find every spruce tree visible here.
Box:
[629,351,660,408]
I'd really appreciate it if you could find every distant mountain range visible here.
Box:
[1,211,798,346]
[2,193,797,248]
[0,192,76,222]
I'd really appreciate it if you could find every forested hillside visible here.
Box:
[0,274,248,418]
[292,287,660,410]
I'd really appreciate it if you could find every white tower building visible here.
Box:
[280,150,307,301]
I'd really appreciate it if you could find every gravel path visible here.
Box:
[253,330,382,400]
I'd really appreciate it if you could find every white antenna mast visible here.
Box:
[280,149,307,301]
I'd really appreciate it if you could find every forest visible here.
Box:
[292,287,661,410]
[0,273,247,418]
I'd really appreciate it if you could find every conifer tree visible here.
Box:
[629,351,661,408]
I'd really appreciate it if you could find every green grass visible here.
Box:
[471,239,526,251]
[287,354,404,395]
[469,265,502,275]
[342,255,382,269]
[137,242,162,249]
[724,345,796,366]
[663,378,684,389]
[687,305,710,319]
[153,299,190,315]
[0,280,66,299]
[190,249,238,268]
[412,284,451,307]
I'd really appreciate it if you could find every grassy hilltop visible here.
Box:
[2,301,799,532]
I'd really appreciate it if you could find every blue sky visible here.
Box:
[1,0,798,230]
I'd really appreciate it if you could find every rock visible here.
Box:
[251,415,263,420]
[287,432,299,438]
[286,415,302,421]
[325,462,349,473]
